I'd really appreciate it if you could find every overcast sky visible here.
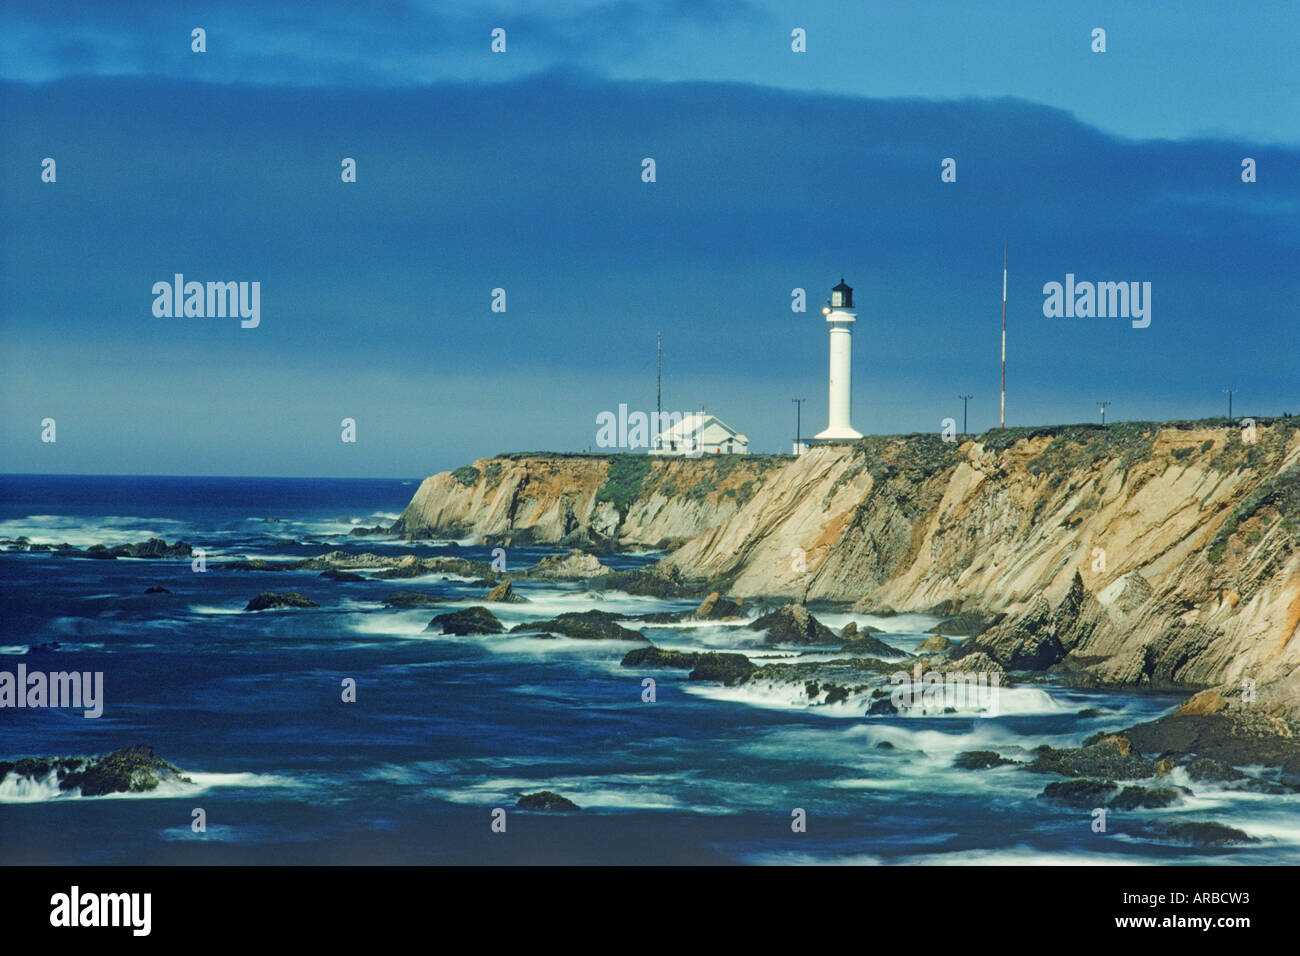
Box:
[1,1,1296,477]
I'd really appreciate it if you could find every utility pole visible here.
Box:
[958,395,973,435]
[1098,401,1111,425]
[1222,387,1237,420]
[793,398,805,453]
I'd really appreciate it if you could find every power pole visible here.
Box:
[792,398,805,453]
[958,394,973,435]
[1098,401,1111,425]
[1222,387,1237,420]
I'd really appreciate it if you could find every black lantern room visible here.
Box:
[831,278,853,309]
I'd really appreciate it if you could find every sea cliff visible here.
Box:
[394,420,1300,714]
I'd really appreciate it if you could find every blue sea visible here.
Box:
[2,474,1297,864]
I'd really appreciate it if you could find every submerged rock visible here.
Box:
[319,569,366,582]
[382,592,447,608]
[245,592,319,611]
[426,606,504,635]
[748,604,838,645]
[517,791,579,812]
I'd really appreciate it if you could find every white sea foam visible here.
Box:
[189,604,247,615]
[0,767,296,803]
[0,514,190,547]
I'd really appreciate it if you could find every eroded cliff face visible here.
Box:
[395,421,1300,710]
[663,421,1300,711]
[390,453,787,548]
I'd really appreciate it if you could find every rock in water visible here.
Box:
[510,610,647,641]
[382,593,447,608]
[953,750,1013,770]
[688,652,756,685]
[319,569,366,581]
[245,592,319,611]
[517,791,579,811]
[691,591,744,620]
[426,606,504,635]
[525,549,611,579]
[917,634,952,653]
[0,745,192,797]
[748,603,839,645]
[621,646,701,669]
[483,580,527,603]
[842,634,908,657]
[840,621,858,640]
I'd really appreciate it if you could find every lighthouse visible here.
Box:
[813,278,863,440]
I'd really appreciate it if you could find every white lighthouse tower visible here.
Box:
[814,278,863,440]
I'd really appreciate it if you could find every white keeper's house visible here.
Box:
[650,413,749,456]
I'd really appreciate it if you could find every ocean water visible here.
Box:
[1,474,1297,865]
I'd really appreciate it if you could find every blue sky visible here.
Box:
[1,1,1297,477]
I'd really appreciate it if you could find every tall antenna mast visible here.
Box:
[656,331,662,450]
[1000,242,1007,428]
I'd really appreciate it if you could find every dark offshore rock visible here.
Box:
[621,646,701,669]
[586,566,709,599]
[1109,785,1185,810]
[83,538,192,560]
[0,745,192,797]
[1139,821,1258,847]
[347,525,389,537]
[516,791,579,812]
[690,591,745,620]
[748,603,838,645]
[867,696,898,716]
[1119,710,1300,776]
[1040,779,1119,807]
[954,750,1014,770]
[483,581,527,603]
[822,684,849,705]
[928,611,1003,637]
[382,593,447,608]
[245,592,319,611]
[1026,735,1157,779]
[144,585,171,594]
[842,634,908,657]
[510,610,647,642]
[426,606,504,635]
[319,569,366,581]
[688,653,756,686]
